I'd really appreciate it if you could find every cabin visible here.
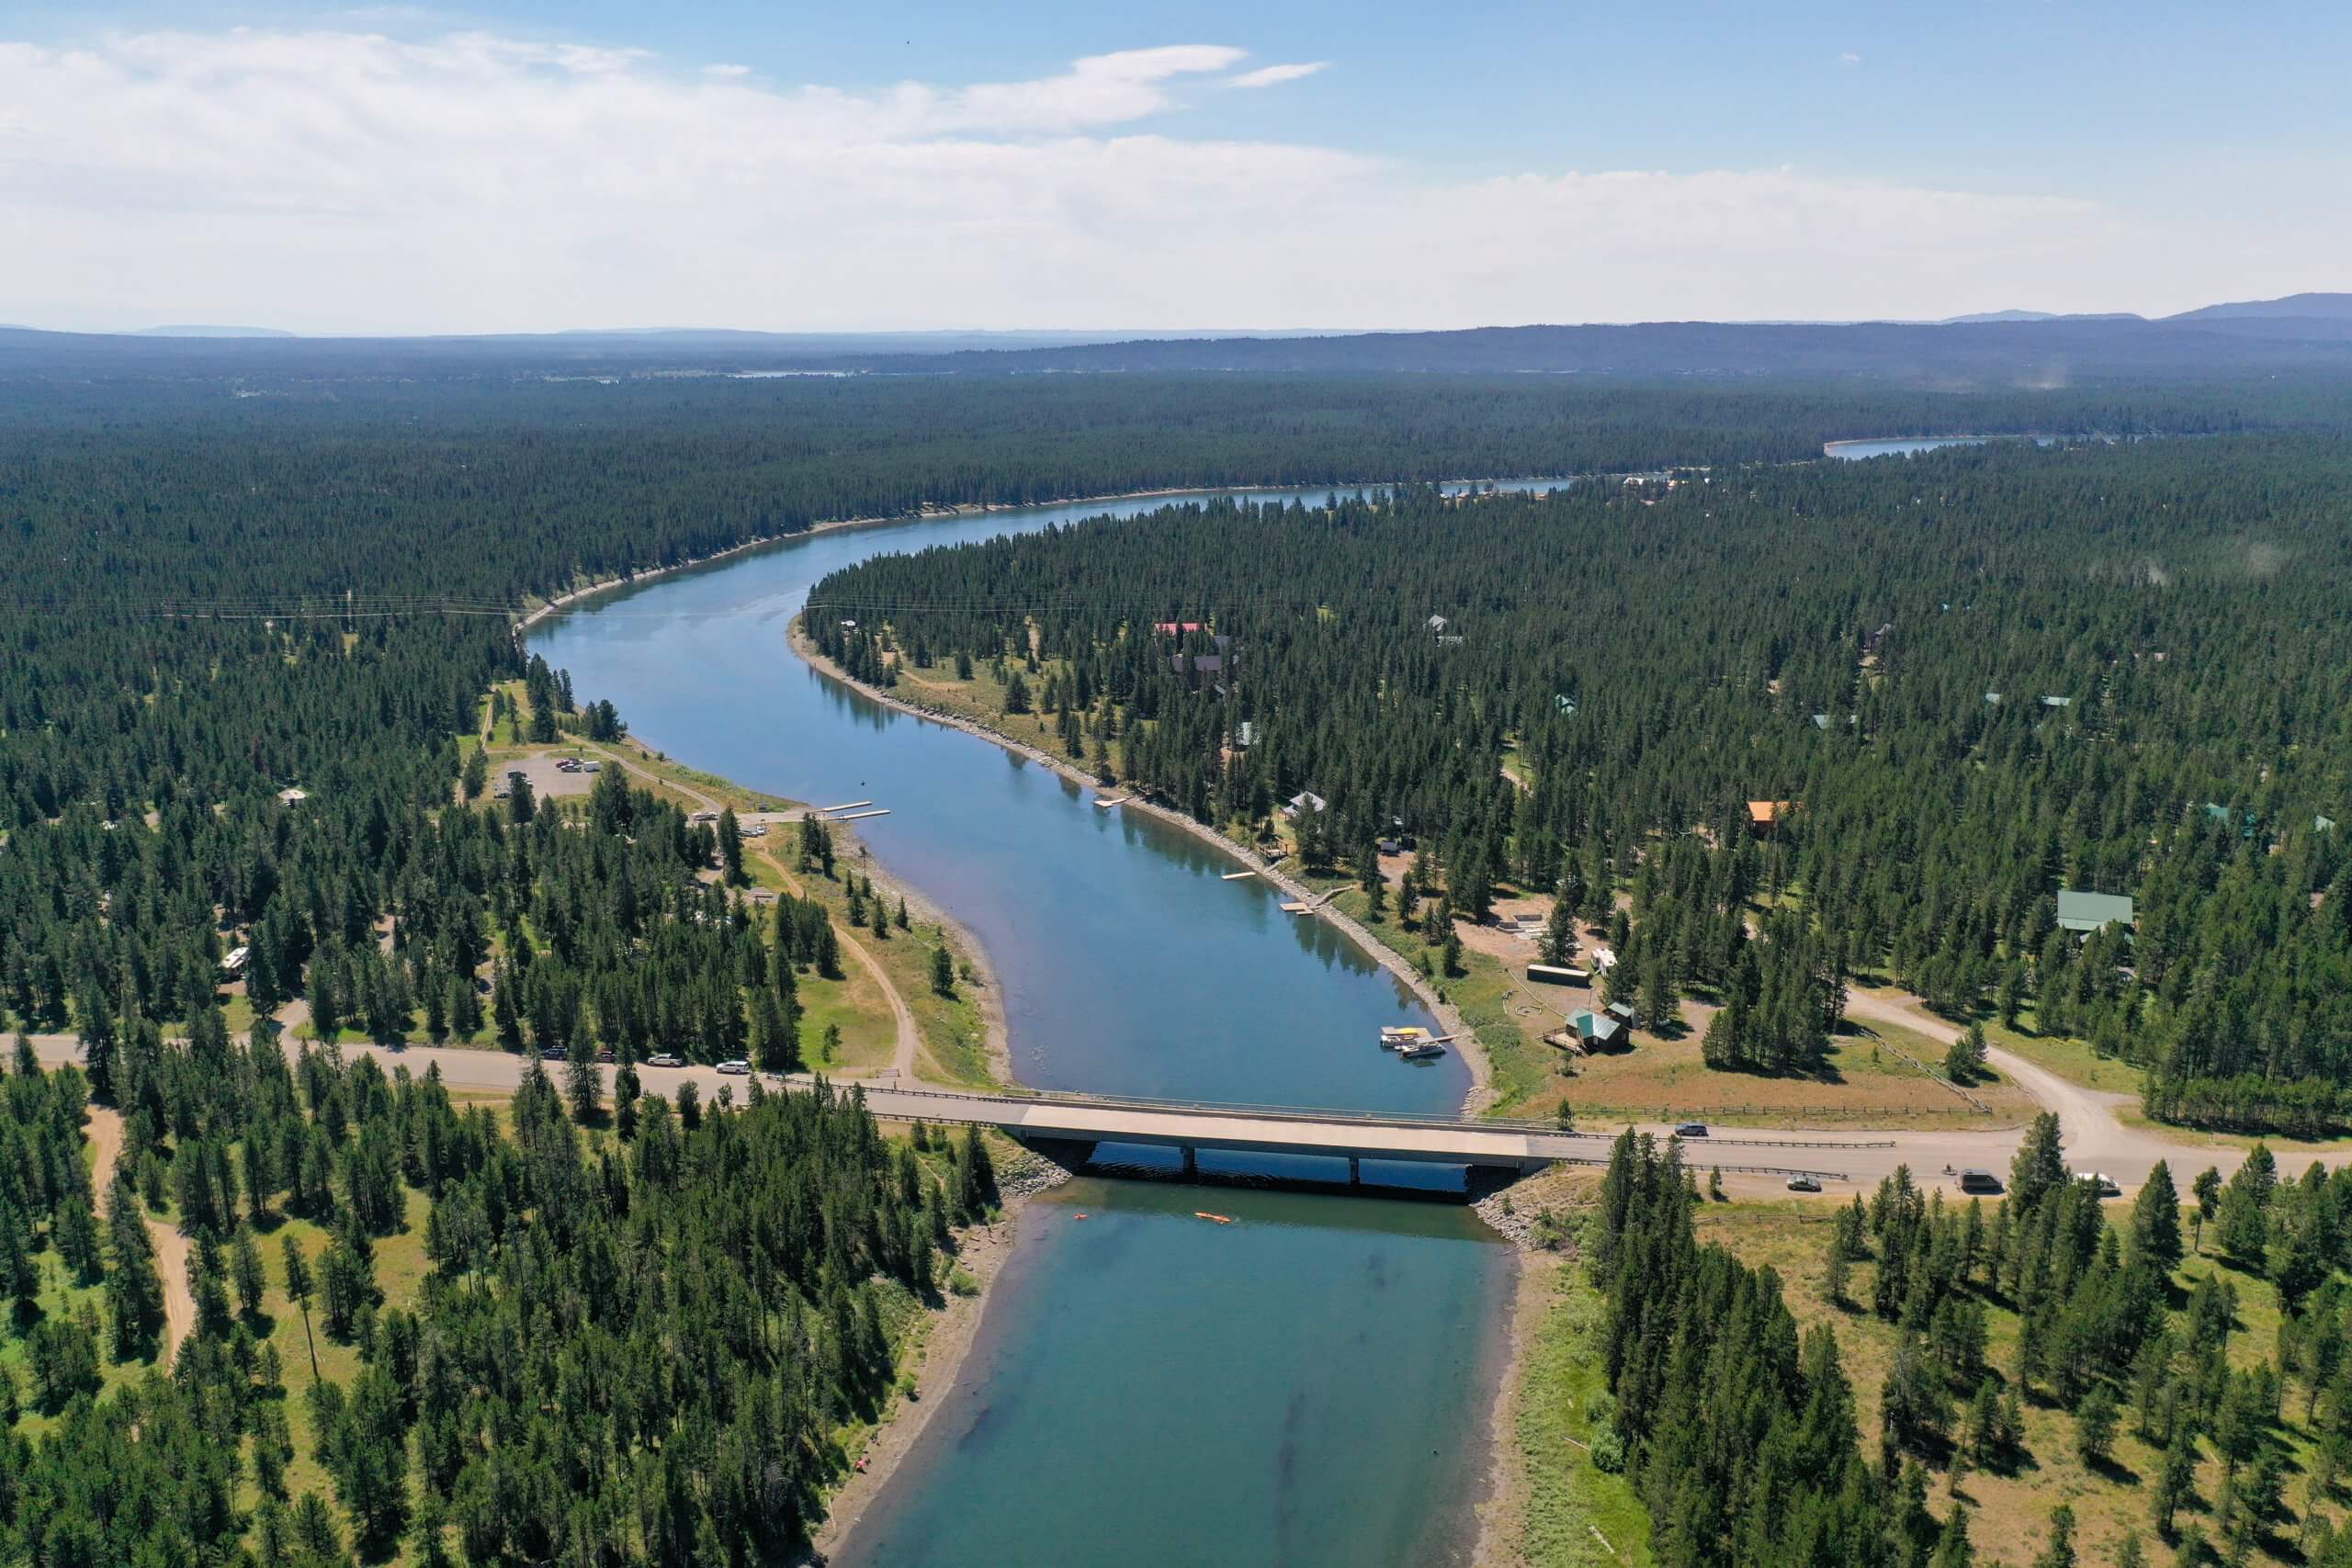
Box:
[1606,1000,1638,1032]
[1426,615,1450,632]
[1153,621,1205,637]
[2056,890,2134,935]
[2202,803,2260,840]
[1526,963,1589,987]
[2041,695,2072,709]
[1283,791,1328,818]
[277,786,311,806]
[1376,837,1401,855]
[1747,800,1792,838]
[1234,721,1257,749]
[1570,1010,1626,1050]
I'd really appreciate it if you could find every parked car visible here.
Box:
[540,1047,567,1061]
[1675,1122,1709,1138]
[594,1047,615,1065]
[716,1059,751,1075]
[645,1054,684,1068]
[1785,1174,1822,1193]
[2075,1170,2121,1197]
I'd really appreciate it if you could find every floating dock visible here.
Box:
[833,808,892,821]
[813,800,872,814]
[1280,901,1312,914]
[1221,869,1258,881]
[1093,795,1131,809]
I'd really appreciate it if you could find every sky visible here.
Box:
[1,0,2346,334]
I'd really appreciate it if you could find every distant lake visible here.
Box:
[1824,434,2132,460]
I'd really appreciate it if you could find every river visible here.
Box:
[528,481,1565,1566]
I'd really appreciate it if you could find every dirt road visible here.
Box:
[81,1103,196,1362]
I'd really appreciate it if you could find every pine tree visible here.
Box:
[2130,1160,2184,1269]
[282,1234,321,1382]
[103,1168,165,1362]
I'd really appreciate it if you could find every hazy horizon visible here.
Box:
[6,2,2347,335]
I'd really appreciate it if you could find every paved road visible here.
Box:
[28,1010,2352,1200]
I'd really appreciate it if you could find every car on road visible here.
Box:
[2075,1170,2121,1197]
[1675,1122,1709,1138]
[645,1054,684,1068]
[716,1059,751,1075]
[1785,1174,1822,1193]
[1956,1168,2004,1194]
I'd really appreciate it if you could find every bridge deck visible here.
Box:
[844,1085,1862,1179]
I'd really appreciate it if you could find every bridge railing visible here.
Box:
[834,1081,1895,1151]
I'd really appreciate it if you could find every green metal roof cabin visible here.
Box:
[2057,890,2135,934]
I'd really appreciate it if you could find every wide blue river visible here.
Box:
[529,481,1566,1565]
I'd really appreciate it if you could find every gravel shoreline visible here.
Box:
[799,1145,1072,1564]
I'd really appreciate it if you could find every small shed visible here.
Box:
[1747,800,1792,837]
[1526,964,1588,987]
[2056,890,2134,934]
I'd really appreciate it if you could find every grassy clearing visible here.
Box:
[1699,1197,2330,1568]
[1512,1262,1655,1567]
[1980,1011,2149,1098]
[1556,1019,2032,1130]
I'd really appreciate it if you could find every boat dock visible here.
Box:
[1221,869,1258,881]
[813,800,872,815]
[833,808,892,821]
[1094,795,1131,809]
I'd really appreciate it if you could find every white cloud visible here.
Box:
[0,28,2306,332]
[1229,61,1329,89]
[1840,51,1862,65]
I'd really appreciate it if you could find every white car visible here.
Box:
[716,1059,751,1076]
[645,1053,684,1068]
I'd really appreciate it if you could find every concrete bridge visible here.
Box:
[839,1084,1871,1187]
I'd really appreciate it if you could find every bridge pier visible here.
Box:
[1349,1156,1362,1186]
[1181,1145,1198,1179]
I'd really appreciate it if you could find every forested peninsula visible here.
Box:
[813,435,2352,1133]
